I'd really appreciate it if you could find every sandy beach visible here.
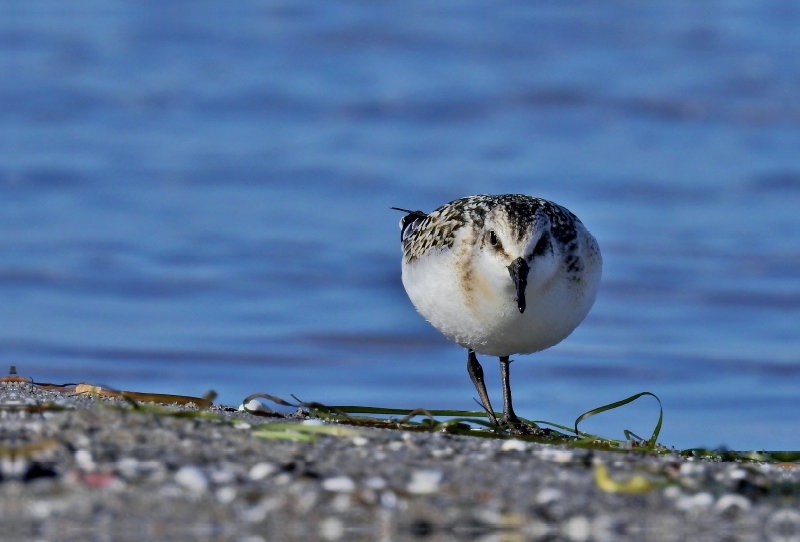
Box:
[1,378,797,541]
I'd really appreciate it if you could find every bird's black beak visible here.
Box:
[507,257,529,313]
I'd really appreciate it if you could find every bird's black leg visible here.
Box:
[498,356,521,427]
[466,349,498,425]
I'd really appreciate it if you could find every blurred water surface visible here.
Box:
[3,1,800,449]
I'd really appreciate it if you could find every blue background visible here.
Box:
[3,1,800,449]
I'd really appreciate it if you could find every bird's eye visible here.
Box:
[489,230,497,246]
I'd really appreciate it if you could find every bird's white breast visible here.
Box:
[402,223,601,357]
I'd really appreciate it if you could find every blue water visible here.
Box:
[3,1,800,450]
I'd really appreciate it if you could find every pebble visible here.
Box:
[536,449,574,463]
[501,439,527,452]
[715,494,751,512]
[380,490,398,509]
[216,486,237,504]
[407,470,443,494]
[74,450,95,471]
[238,502,269,523]
[564,516,591,542]
[364,476,386,489]
[174,465,209,493]
[679,462,705,476]
[322,475,356,493]
[302,419,325,426]
[209,465,238,484]
[728,468,748,480]
[536,487,563,504]
[662,486,683,499]
[319,517,345,540]
[248,462,277,481]
[330,493,351,512]
[239,399,270,413]
[115,457,139,480]
[675,492,714,511]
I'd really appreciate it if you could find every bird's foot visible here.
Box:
[497,416,548,437]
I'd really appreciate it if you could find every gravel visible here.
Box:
[2,380,799,541]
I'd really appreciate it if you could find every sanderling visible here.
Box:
[394,194,602,431]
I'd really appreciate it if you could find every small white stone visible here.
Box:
[319,517,344,540]
[238,502,268,523]
[216,486,237,504]
[536,449,573,463]
[501,439,527,452]
[175,466,208,493]
[322,475,356,493]
[715,493,751,512]
[536,487,562,504]
[364,476,386,489]
[564,516,590,542]
[239,399,270,413]
[406,470,442,495]
[380,490,397,508]
[352,436,369,446]
[234,422,252,430]
[115,457,139,479]
[74,450,95,471]
[331,493,351,512]
[675,492,714,511]
[388,441,404,451]
[662,486,683,499]
[209,466,237,484]
[248,462,277,481]
[679,462,703,476]
[302,419,325,426]
[728,468,748,480]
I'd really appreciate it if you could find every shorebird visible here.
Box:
[394,194,602,430]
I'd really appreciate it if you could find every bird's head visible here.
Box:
[475,206,560,314]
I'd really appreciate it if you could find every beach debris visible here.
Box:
[594,464,654,494]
